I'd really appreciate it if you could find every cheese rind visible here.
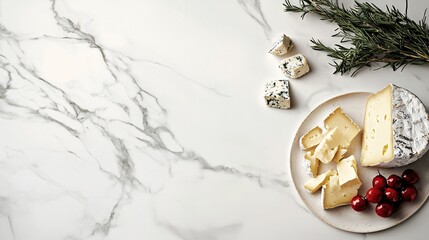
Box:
[279,54,310,79]
[324,107,361,144]
[268,34,294,56]
[321,173,360,209]
[304,150,319,177]
[304,170,335,193]
[361,84,429,167]
[264,80,291,109]
[337,155,361,187]
[391,85,429,165]
[299,126,326,150]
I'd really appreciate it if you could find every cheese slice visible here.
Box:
[322,173,360,209]
[361,84,429,167]
[313,127,349,164]
[337,155,361,187]
[324,107,361,143]
[304,150,319,177]
[299,126,327,150]
[332,148,347,164]
[329,128,350,149]
[304,170,335,193]
[314,142,338,164]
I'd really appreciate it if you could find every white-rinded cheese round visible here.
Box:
[361,84,429,167]
[383,84,429,167]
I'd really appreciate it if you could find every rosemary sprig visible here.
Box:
[284,0,429,76]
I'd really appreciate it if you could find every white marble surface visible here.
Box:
[1,0,429,239]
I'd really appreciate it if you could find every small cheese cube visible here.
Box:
[268,34,294,56]
[264,80,291,109]
[279,54,310,79]
[337,155,362,187]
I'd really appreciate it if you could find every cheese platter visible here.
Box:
[290,87,429,232]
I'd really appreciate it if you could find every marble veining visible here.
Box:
[236,0,273,39]
[1,0,429,240]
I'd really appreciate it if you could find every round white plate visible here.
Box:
[290,92,429,233]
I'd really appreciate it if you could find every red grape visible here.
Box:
[376,202,394,218]
[401,185,418,202]
[402,169,419,184]
[387,174,402,189]
[384,187,400,203]
[351,195,368,212]
[373,174,387,190]
[366,188,383,203]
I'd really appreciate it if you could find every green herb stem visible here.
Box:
[284,0,429,76]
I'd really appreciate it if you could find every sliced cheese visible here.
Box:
[329,127,350,148]
[324,107,361,144]
[299,126,326,150]
[304,150,319,177]
[322,173,360,209]
[332,148,347,164]
[313,127,349,164]
[337,155,362,187]
[304,170,335,193]
[314,142,338,164]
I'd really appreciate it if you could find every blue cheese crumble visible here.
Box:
[264,80,291,109]
[279,54,310,79]
[268,34,294,56]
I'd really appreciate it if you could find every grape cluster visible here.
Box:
[351,169,419,217]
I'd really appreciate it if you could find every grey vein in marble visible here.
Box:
[7,215,15,240]
[157,219,242,240]
[133,57,230,98]
[0,1,291,239]
[46,0,287,190]
[237,0,272,39]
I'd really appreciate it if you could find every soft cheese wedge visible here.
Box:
[361,84,429,167]
[300,126,326,150]
[322,173,360,209]
[324,107,361,144]
[304,150,319,177]
[313,127,349,164]
[337,156,361,187]
[304,170,335,193]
